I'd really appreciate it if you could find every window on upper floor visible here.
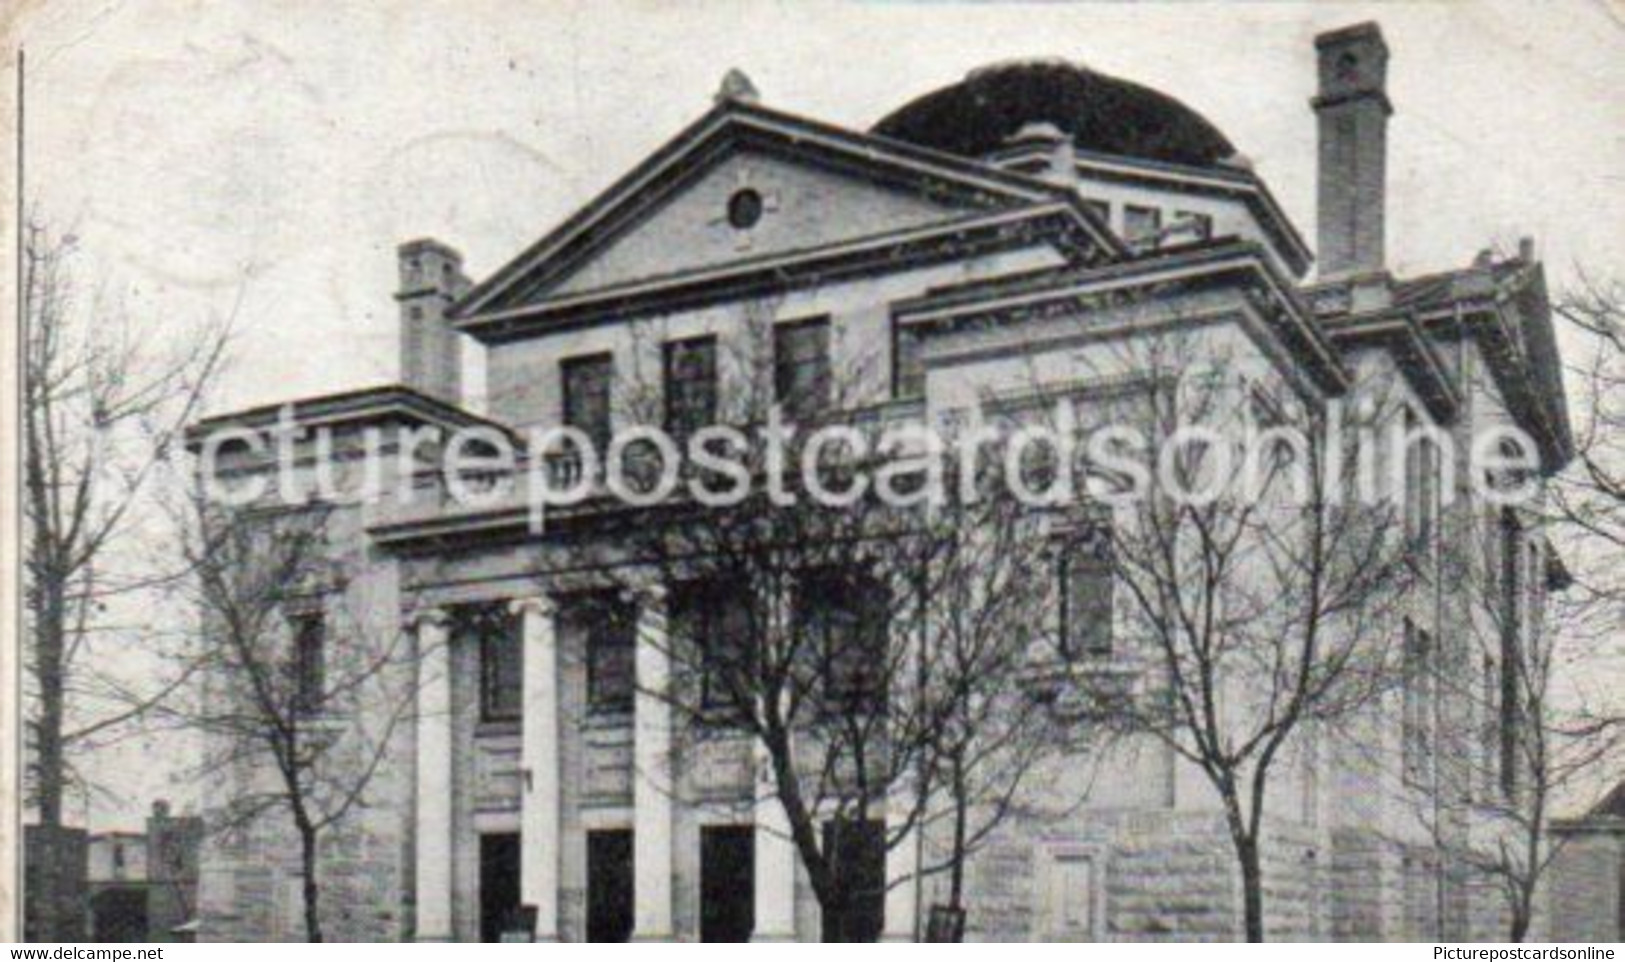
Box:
[1124,205,1162,248]
[1402,617,1435,786]
[1173,210,1214,243]
[663,335,718,441]
[288,611,326,717]
[562,352,614,455]
[1403,409,1439,557]
[798,569,890,712]
[774,317,831,421]
[671,579,756,716]
[583,595,635,715]
[1498,508,1523,800]
[456,602,522,723]
[892,320,925,401]
[1057,523,1114,661]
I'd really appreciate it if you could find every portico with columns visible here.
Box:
[401,576,868,943]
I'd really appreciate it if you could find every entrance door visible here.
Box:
[587,829,634,942]
[479,833,522,943]
[821,819,885,942]
[700,825,755,942]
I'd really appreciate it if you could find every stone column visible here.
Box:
[882,789,920,942]
[632,586,676,940]
[412,607,454,942]
[752,739,798,942]
[513,596,561,942]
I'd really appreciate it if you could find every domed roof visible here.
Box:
[872,60,1238,169]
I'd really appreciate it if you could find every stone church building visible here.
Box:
[189,22,1571,941]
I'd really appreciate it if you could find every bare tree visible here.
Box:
[534,301,1067,940]
[1053,331,1415,942]
[176,498,419,942]
[21,213,230,939]
[1400,272,1625,941]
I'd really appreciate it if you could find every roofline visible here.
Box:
[1323,310,1462,424]
[185,384,517,450]
[894,238,1348,395]
[983,140,1313,277]
[452,99,1121,320]
[454,202,1111,343]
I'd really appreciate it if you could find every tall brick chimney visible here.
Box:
[395,238,470,405]
[1312,23,1391,281]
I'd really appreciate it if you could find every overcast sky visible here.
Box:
[16,0,1624,828]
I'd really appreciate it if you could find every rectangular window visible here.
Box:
[820,820,885,942]
[1499,509,1523,799]
[1059,527,1114,660]
[799,570,890,711]
[562,352,614,454]
[773,317,831,421]
[663,335,717,439]
[1403,410,1439,555]
[290,612,325,716]
[585,596,635,715]
[1482,654,1499,801]
[1173,210,1214,242]
[892,321,925,400]
[1124,205,1162,247]
[672,580,755,714]
[457,603,522,722]
[1402,618,1434,786]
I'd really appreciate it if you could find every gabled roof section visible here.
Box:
[452,99,1123,323]
[1393,254,1573,473]
[1322,310,1461,424]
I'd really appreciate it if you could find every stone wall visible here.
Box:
[950,807,1330,942]
[1548,830,1623,942]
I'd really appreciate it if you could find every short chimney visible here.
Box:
[395,238,470,405]
[1312,22,1391,280]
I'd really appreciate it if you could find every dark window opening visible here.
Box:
[1499,508,1523,800]
[1402,618,1435,786]
[290,612,326,716]
[727,189,764,230]
[479,833,522,943]
[700,826,756,942]
[562,352,614,457]
[456,603,523,723]
[663,335,719,440]
[774,317,832,422]
[587,829,635,943]
[799,570,890,711]
[673,580,756,717]
[1058,525,1114,660]
[820,819,885,942]
[892,321,925,401]
[584,595,636,715]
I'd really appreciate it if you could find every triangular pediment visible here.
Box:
[455,102,1087,319]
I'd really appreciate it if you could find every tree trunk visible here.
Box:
[1508,890,1532,942]
[948,751,968,910]
[32,580,66,829]
[297,816,323,942]
[1235,832,1266,942]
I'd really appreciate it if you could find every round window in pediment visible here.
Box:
[727,188,764,230]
